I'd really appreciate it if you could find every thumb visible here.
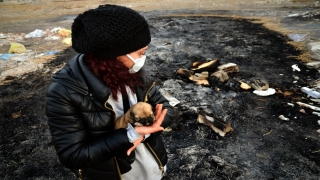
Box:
[127,136,144,156]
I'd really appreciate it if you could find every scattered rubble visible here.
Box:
[279,115,289,121]
[301,86,320,98]
[288,34,309,42]
[0,27,71,79]
[253,88,276,96]
[292,64,301,72]
[297,101,320,111]
[250,79,269,91]
[8,42,26,54]
[197,109,233,137]
[239,81,251,90]
[174,60,238,85]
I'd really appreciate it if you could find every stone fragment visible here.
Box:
[210,70,229,82]
[193,71,209,80]
[306,61,320,69]
[174,68,194,80]
[279,115,289,121]
[307,42,320,54]
[210,156,226,166]
[288,34,308,42]
[197,109,233,137]
[312,112,320,116]
[251,79,269,91]
[300,109,306,113]
[239,81,251,90]
[297,102,320,111]
[217,63,239,73]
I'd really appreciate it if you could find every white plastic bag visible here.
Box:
[25,29,45,38]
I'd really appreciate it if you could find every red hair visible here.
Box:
[85,54,143,101]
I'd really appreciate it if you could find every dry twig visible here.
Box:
[311,150,320,154]
[263,130,272,136]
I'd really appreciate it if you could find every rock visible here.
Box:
[279,115,289,121]
[210,70,229,82]
[310,54,320,61]
[239,81,251,90]
[193,71,209,80]
[299,109,306,113]
[174,68,194,80]
[251,79,269,91]
[217,63,239,74]
[307,42,320,54]
[288,34,308,42]
[209,156,226,166]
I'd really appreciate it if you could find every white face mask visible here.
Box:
[126,54,146,74]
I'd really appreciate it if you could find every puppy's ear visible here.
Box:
[130,111,135,119]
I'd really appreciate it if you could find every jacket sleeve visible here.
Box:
[147,84,177,129]
[144,84,178,141]
[45,82,133,169]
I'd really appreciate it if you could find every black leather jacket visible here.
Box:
[45,54,176,180]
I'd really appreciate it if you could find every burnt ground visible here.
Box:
[1,4,320,180]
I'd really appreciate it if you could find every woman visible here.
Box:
[45,4,176,180]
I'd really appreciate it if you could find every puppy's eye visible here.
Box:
[130,111,135,118]
[135,116,141,120]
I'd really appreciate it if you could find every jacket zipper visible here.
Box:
[144,82,164,175]
[144,82,155,102]
[105,97,122,179]
[113,157,122,180]
[146,143,165,176]
[78,169,83,180]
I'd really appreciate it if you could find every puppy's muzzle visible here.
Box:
[143,116,155,126]
[131,112,155,126]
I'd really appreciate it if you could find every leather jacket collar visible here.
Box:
[52,54,112,105]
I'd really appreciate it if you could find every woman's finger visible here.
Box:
[153,108,167,126]
[133,105,167,135]
[127,136,144,156]
[155,104,163,120]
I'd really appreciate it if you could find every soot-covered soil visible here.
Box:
[1,13,320,180]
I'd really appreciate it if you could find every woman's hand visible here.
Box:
[134,104,167,135]
[127,104,167,155]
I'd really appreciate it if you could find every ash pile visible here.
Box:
[144,14,320,179]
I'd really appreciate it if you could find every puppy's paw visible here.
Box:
[134,122,144,127]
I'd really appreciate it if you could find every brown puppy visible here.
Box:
[114,102,155,129]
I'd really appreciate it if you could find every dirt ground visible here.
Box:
[1,0,320,180]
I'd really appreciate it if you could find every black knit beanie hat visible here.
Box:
[71,4,151,58]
